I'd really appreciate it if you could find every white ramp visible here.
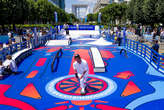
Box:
[61,30,100,39]
[46,40,69,46]
[87,37,112,46]
[90,47,105,72]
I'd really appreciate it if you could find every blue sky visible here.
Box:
[65,0,97,14]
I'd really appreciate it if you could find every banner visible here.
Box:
[54,11,58,23]
[98,12,102,23]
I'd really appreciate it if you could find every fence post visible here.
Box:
[144,46,146,58]
[150,50,153,63]
[157,56,160,70]
[141,44,143,56]
[136,42,139,54]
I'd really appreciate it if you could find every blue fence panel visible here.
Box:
[0,31,53,62]
[124,39,164,73]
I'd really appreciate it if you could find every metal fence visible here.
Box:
[105,31,164,73]
[125,39,164,73]
[0,33,52,62]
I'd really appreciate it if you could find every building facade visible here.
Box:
[50,0,65,10]
[93,0,130,13]
[72,4,89,19]
[93,0,110,13]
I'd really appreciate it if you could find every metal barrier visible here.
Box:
[0,32,52,62]
[105,32,164,73]
[125,39,164,73]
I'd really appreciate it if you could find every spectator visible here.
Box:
[135,25,141,37]
[152,40,159,53]
[160,28,164,42]
[5,55,18,74]
[151,40,159,63]
[152,29,157,40]
[0,43,3,51]
[8,30,12,37]
[117,30,122,46]
[0,60,4,79]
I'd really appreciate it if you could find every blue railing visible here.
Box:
[105,31,164,73]
[0,32,52,62]
[125,39,164,73]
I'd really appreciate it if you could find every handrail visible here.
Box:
[105,32,164,73]
[51,48,63,72]
[0,31,53,62]
[124,39,164,73]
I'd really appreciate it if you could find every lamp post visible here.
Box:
[54,11,58,34]
[98,12,102,37]
[54,11,58,24]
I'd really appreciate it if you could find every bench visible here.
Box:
[90,47,105,72]
[3,48,32,67]
[46,40,70,46]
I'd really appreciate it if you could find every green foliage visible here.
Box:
[133,0,145,24]
[91,0,164,26]
[126,0,135,22]
[99,3,127,25]
[68,13,78,23]
[143,0,158,25]
[156,0,164,23]
[127,0,163,26]
[87,13,96,22]
[0,0,75,25]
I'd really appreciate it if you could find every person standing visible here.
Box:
[65,24,69,35]
[160,28,164,42]
[151,40,159,63]
[152,29,157,40]
[152,40,159,53]
[73,54,89,95]
[76,23,79,30]
[117,30,122,46]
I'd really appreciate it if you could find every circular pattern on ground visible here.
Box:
[46,75,117,100]
[56,77,107,96]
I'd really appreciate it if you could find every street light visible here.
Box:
[98,12,101,24]
[98,12,102,36]
[54,11,58,24]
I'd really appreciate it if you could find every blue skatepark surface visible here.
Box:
[0,33,164,110]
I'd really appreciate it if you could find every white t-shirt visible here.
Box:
[8,32,11,38]
[5,59,17,72]
[76,24,79,28]
[73,59,89,76]
[160,31,164,36]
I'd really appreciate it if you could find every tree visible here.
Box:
[126,0,135,22]
[0,0,75,28]
[143,0,159,26]
[133,0,145,24]
[87,14,95,22]
[100,3,127,25]
[26,0,37,24]
[69,13,78,23]
[156,0,164,24]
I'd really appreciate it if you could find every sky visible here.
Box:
[65,0,97,17]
